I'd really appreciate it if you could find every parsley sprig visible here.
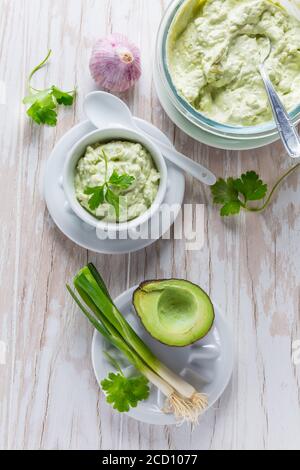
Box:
[211,165,300,217]
[23,50,76,126]
[84,150,135,219]
[101,352,150,413]
[101,372,150,413]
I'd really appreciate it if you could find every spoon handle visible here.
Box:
[259,64,300,159]
[137,130,216,186]
[157,139,217,186]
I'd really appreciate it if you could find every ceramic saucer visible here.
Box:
[44,119,185,254]
[92,286,234,426]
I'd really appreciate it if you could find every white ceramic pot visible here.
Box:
[63,127,168,236]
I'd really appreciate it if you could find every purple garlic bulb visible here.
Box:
[89,34,142,93]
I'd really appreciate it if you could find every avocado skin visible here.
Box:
[132,279,215,348]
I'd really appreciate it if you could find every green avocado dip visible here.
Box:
[75,141,160,223]
[167,0,300,126]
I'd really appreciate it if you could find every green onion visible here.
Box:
[68,264,208,423]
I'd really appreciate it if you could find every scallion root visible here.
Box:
[163,392,208,424]
[190,392,209,410]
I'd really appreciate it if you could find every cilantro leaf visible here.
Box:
[211,171,269,217]
[85,186,105,211]
[51,86,75,106]
[109,171,135,190]
[23,89,51,106]
[233,171,268,202]
[211,177,240,204]
[83,154,134,217]
[220,201,242,217]
[26,94,57,126]
[105,188,120,219]
[101,373,150,413]
[23,51,76,126]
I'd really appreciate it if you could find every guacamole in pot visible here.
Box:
[167,0,300,126]
[75,141,160,223]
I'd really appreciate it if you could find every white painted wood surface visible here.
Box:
[1,0,300,451]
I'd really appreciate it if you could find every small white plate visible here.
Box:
[44,119,185,254]
[153,59,279,151]
[92,286,234,426]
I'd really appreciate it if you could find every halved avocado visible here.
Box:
[133,279,215,347]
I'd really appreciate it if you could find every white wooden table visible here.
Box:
[1,0,300,451]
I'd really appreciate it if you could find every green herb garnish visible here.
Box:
[101,351,150,413]
[84,150,135,219]
[211,165,300,217]
[23,50,76,126]
[101,372,150,413]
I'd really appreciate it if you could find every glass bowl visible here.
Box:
[156,0,300,141]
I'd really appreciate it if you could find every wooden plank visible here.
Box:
[0,0,300,450]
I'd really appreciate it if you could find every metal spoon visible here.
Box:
[84,91,217,186]
[259,38,300,158]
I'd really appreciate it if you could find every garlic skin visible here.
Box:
[90,34,142,92]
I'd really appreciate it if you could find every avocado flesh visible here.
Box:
[133,280,215,347]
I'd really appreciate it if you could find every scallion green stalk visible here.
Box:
[74,265,195,399]
[67,285,174,398]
